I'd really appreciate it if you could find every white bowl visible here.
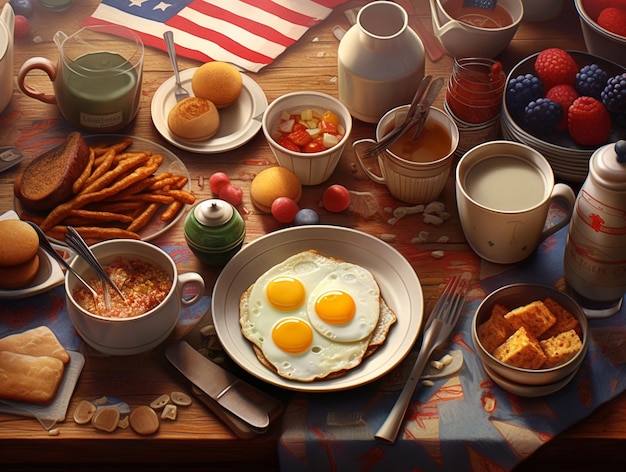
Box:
[262,91,352,186]
[472,284,588,391]
[65,239,205,355]
[575,0,626,67]
[430,0,524,58]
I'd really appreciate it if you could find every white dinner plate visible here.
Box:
[211,225,424,392]
[151,68,267,154]
[0,211,64,299]
[14,134,190,243]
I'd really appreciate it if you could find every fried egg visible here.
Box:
[239,250,382,382]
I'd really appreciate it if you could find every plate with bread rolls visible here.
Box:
[0,211,65,299]
[151,65,267,153]
[13,133,193,245]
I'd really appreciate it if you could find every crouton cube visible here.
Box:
[493,326,547,369]
[540,329,583,368]
[477,304,516,354]
[540,298,581,340]
[504,301,556,338]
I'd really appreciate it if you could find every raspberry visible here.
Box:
[534,48,578,90]
[505,73,544,122]
[597,7,626,36]
[568,96,612,146]
[580,0,624,21]
[575,64,608,100]
[546,84,579,130]
[601,73,626,113]
[524,98,562,134]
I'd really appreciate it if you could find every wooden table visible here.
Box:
[0,1,624,470]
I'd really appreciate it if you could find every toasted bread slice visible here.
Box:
[0,326,70,364]
[540,297,581,340]
[0,351,65,404]
[15,131,89,212]
[477,303,516,354]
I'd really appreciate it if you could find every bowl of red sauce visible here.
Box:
[65,239,205,355]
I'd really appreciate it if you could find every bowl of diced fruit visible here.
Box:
[262,91,352,186]
[501,48,626,182]
[575,0,626,68]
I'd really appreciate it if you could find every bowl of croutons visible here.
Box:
[472,284,588,395]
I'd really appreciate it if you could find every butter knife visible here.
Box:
[165,340,282,432]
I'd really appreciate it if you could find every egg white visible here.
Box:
[306,262,380,342]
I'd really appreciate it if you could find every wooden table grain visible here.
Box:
[0,1,624,470]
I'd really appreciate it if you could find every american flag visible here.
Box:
[84,0,349,73]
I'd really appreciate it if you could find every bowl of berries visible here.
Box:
[262,91,352,186]
[501,48,626,182]
[575,0,626,68]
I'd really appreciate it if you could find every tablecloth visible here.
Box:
[278,226,626,471]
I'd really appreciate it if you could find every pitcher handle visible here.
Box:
[541,183,576,239]
[353,138,387,184]
[177,272,205,307]
[18,57,58,105]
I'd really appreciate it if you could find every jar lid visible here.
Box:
[194,199,234,227]
[591,141,626,192]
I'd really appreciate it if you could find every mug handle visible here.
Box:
[18,57,58,105]
[540,183,576,239]
[352,138,386,184]
[177,272,206,307]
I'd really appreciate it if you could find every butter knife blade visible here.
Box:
[165,341,277,432]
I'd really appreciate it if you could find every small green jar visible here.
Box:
[184,199,245,266]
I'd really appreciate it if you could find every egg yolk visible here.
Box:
[314,290,356,325]
[266,276,305,311]
[272,318,313,354]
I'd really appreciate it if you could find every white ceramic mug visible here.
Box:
[65,239,205,355]
[0,3,14,114]
[456,141,575,264]
[353,106,459,204]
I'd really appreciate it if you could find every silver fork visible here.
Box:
[361,75,432,159]
[163,30,190,102]
[374,272,470,444]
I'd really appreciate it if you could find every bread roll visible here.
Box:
[0,351,65,404]
[0,219,40,289]
[250,167,302,213]
[191,62,243,109]
[168,97,220,141]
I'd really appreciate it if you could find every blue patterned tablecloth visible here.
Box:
[278,226,626,471]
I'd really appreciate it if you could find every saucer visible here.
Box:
[151,68,267,154]
[0,211,64,299]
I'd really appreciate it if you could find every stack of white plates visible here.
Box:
[501,51,626,183]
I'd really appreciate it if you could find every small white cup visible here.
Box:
[456,141,575,264]
[353,106,459,204]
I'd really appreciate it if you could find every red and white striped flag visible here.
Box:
[84,0,349,73]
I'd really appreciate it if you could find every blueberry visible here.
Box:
[294,208,320,226]
[575,64,608,100]
[506,73,544,122]
[615,140,626,163]
[523,98,562,134]
[9,0,34,17]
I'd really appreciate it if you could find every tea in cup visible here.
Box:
[456,141,575,264]
[18,25,144,132]
[353,106,459,204]
[0,3,14,114]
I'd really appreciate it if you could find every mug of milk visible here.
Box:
[17,24,143,132]
[455,141,575,264]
